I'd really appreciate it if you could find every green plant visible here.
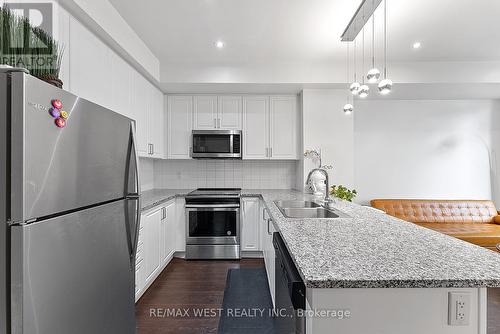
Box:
[1,5,64,79]
[330,185,357,202]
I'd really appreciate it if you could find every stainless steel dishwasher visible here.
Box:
[273,232,306,334]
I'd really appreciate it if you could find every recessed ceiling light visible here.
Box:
[412,41,421,49]
[215,41,225,49]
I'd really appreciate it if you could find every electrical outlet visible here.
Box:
[448,292,471,326]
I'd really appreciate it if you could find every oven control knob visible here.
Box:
[226,231,232,236]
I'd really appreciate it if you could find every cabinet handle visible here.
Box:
[152,144,154,155]
[214,118,217,128]
[267,218,272,235]
[269,147,272,158]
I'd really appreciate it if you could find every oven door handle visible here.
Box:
[185,204,241,209]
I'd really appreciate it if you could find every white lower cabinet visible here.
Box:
[135,199,176,302]
[143,207,161,285]
[262,206,276,306]
[160,201,176,264]
[241,197,261,251]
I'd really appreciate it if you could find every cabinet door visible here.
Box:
[69,18,112,108]
[241,198,261,251]
[243,96,269,159]
[135,223,145,302]
[150,88,164,158]
[131,73,150,157]
[144,208,161,284]
[262,209,275,307]
[110,51,132,118]
[193,96,218,129]
[165,201,176,257]
[167,96,193,159]
[218,96,242,129]
[269,96,299,159]
[159,207,168,265]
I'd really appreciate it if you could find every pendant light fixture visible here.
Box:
[378,0,393,95]
[344,42,354,114]
[358,26,369,98]
[367,5,380,83]
[349,39,361,95]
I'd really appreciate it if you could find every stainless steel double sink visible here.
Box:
[274,200,351,219]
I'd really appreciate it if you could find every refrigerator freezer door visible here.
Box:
[11,199,135,334]
[10,73,135,222]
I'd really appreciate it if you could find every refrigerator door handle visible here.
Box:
[127,123,141,266]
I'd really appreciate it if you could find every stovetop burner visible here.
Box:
[187,188,242,197]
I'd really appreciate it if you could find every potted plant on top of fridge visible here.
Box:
[1,5,65,88]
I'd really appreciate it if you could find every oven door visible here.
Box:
[186,205,240,245]
[192,130,241,159]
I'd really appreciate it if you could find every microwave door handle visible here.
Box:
[230,134,234,154]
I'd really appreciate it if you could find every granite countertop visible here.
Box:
[141,188,500,289]
[141,189,192,212]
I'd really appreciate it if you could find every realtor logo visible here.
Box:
[2,2,53,54]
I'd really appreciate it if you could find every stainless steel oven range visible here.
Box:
[185,188,241,259]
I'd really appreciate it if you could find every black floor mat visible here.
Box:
[217,268,276,334]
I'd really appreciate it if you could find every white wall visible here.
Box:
[354,100,498,205]
[492,100,500,205]
[154,160,297,189]
[301,89,354,191]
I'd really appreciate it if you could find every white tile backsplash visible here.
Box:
[139,158,154,191]
[154,160,298,189]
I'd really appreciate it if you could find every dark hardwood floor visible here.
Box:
[136,258,500,334]
[136,258,265,334]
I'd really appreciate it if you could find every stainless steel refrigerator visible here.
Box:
[0,68,141,334]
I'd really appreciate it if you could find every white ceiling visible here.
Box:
[109,0,500,84]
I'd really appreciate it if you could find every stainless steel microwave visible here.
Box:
[192,130,242,159]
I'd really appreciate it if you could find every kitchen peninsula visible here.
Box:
[140,188,500,334]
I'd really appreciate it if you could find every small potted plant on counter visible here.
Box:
[330,185,357,202]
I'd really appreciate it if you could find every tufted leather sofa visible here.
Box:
[370,199,500,252]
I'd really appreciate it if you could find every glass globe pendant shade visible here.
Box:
[378,78,393,95]
[367,68,381,83]
[343,103,353,115]
[358,84,369,98]
[349,82,361,95]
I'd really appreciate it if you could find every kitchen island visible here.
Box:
[141,188,500,334]
[246,189,500,334]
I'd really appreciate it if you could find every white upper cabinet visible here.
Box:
[193,95,242,130]
[218,96,242,129]
[130,75,164,158]
[69,18,112,109]
[167,96,193,159]
[242,95,299,160]
[243,96,269,159]
[149,86,165,159]
[110,52,132,118]
[193,96,218,130]
[269,96,299,159]
[131,73,150,156]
